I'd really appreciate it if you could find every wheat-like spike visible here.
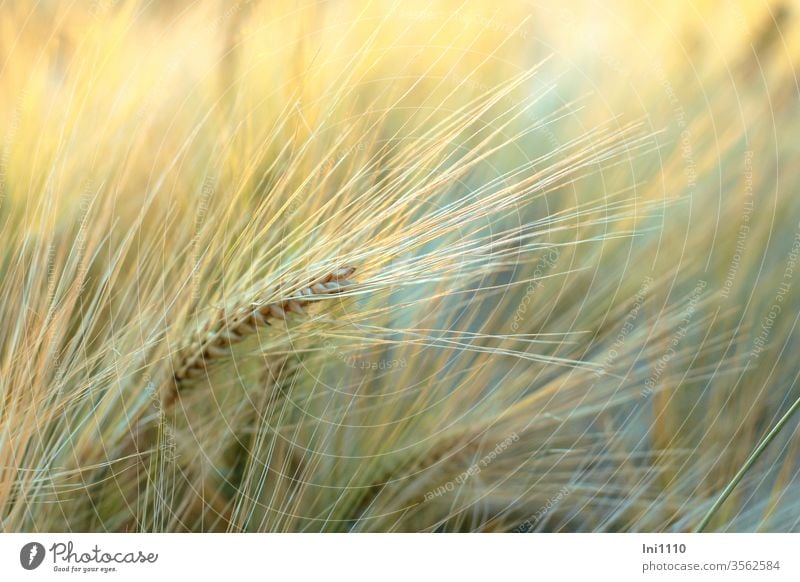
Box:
[165,266,356,406]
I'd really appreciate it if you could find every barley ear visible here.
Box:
[164,266,356,408]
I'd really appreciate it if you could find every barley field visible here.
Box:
[1,0,799,533]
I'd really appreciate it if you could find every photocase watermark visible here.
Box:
[678,128,697,192]
[69,178,101,299]
[594,276,653,377]
[423,432,519,501]
[750,221,800,361]
[0,89,28,210]
[510,249,560,332]
[323,340,409,373]
[18,541,158,574]
[190,174,216,301]
[20,542,46,570]
[344,357,408,371]
[144,372,178,463]
[511,486,571,532]
[654,62,687,130]
[721,150,754,299]
[654,61,697,196]
[641,279,707,399]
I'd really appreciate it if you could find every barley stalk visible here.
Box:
[166,266,356,407]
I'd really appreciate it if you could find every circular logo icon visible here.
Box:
[19,542,46,570]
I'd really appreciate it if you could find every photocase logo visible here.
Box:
[20,542,46,570]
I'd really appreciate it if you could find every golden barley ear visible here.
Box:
[164,266,356,408]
